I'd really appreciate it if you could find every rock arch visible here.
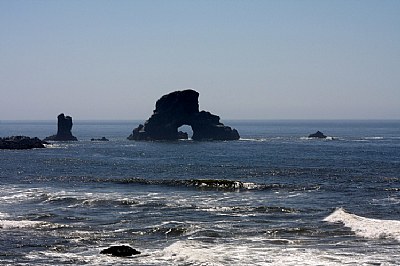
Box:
[128,90,240,141]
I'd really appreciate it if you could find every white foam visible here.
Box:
[239,138,268,142]
[0,186,50,204]
[241,182,260,190]
[0,219,44,229]
[324,208,400,241]
[301,136,335,140]
[371,197,400,206]
[142,238,400,266]
[23,236,400,265]
[43,143,67,149]
[162,240,225,264]
[365,136,384,140]
[0,212,10,219]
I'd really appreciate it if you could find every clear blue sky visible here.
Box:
[1,0,399,120]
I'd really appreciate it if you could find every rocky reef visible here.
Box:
[91,137,109,141]
[44,113,78,141]
[128,89,240,141]
[0,136,47,149]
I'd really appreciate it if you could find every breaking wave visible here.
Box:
[0,219,44,229]
[300,136,336,140]
[324,208,400,241]
[113,178,320,192]
[0,219,64,229]
[364,136,384,140]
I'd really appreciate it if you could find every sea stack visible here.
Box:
[128,89,240,141]
[44,113,78,141]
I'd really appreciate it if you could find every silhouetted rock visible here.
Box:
[100,245,140,257]
[128,89,240,141]
[91,137,109,141]
[308,131,327,138]
[0,136,47,149]
[44,113,78,141]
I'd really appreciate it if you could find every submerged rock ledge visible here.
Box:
[128,89,240,141]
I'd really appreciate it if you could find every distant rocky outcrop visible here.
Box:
[0,136,47,149]
[91,137,109,141]
[100,245,141,257]
[308,131,327,139]
[44,113,78,141]
[128,89,240,141]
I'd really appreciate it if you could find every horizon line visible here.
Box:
[1,118,399,122]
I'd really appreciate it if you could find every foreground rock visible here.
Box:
[0,136,47,149]
[44,113,78,141]
[308,131,327,138]
[100,245,141,257]
[128,89,240,141]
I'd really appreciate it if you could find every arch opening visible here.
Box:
[178,125,193,139]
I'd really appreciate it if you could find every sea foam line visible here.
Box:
[0,219,44,229]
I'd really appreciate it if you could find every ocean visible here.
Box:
[1,120,399,265]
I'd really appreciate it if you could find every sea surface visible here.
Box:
[1,120,399,265]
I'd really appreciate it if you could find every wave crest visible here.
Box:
[324,208,400,242]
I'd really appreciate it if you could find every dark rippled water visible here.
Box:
[1,120,400,265]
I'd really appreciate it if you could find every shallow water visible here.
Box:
[1,120,399,265]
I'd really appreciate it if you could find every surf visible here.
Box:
[324,208,400,241]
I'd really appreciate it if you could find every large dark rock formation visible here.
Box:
[100,245,141,257]
[0,136,47,150]
[128,90,240,141]
[308,131,327,139]
[44,113,78,141]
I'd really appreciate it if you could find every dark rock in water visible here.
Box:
[0,136,47,149]
[128,89,240,141]
[308,131,327,139]
[100,245,141,257]
[44,113,78,141]
[91,137,109,141]
[189,179,243,190]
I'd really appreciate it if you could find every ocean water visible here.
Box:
[1,120,399,265]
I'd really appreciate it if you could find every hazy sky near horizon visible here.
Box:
[1,0,399,120]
